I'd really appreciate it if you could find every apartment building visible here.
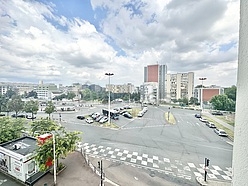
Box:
[140,82,158,104]
[144,64,167,102]
[166,72,194,102]
[106,83,135,94]
[35,82,58,100]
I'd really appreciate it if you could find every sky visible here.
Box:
[0,0,239,87]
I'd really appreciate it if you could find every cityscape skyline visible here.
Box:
[0,0,239,87]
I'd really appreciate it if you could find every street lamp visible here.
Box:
[199,77,207,112]
[52,132,56,185]
[105,73,114,125]
[38,132,56,185]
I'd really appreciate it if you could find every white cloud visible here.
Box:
[0,0,240,87]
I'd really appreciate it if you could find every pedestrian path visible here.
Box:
[82,143,232,182]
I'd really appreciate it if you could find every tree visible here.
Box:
[189,97,199,105]
[0,117,26,144]
[30,119,61,136]
[26,90,38,98]
[0,95,8,113]
[45,101,56,119]
[210,94,235,111]
[80,89,92,101]
[33,120,81,172]
[225,85,237,101]
[8,95,24,118]
[67,92,76,100]
[24,100,39,120]
[5,89,17,98]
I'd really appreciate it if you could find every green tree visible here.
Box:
[210,94,235,111]
[30,119,61,136]
[0,117,26,143]
[24,100,39,120]
[80,89,92,101]
[0,95,8,113]
[26,91,38,98]
[33,120,81,171]
[5,89,17,98]
[67,92,76,100]
[8,95,24,118]
[45,101,56,119]
[225,85,237,101]
[189,97,198,105]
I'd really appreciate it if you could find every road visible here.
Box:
[38,103,233,185]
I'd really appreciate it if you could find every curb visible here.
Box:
[196,176,208,186]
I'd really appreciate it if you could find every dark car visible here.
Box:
[195,114,201,118]
[212,111,223,115]
[111,115,119,120]
[11,114,27,118]
[77,115,85,120]
[0,113,5,117]
[123,112,133,119]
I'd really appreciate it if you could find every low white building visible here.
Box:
[0,136,45,185]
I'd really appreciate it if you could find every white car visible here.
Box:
[199,118,208,123]
[137,111,144,117]
[206,122,216,128]
[99,116,108,124]
[214,128,228,137]
[85,118,94,124]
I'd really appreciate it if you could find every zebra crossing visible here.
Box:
[80,143,232,182]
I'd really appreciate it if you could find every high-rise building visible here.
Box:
[166,72,194,101]
[144,64,167,102]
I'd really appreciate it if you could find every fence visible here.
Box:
[76,145,105,180]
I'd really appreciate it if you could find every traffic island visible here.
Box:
[165,112,176,125]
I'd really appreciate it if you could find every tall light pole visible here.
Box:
[105,73,114,125]
[38,132,56,185]
[199,77,207,112]
[52,132,56,185]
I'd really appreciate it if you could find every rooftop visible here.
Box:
[0,136,37,156]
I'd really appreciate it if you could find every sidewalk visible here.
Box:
[196,176,231,186]
[202,111,234,132]
[34,151,100,186]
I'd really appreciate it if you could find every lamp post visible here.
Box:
[52,132,56,185]
[105,73,114,125]
[199,77,207,112]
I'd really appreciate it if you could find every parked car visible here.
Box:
[111,115,119,120]
[91,112,101,120]
[195,114,201,118]
[137,111,144,117]
[206,122,216,128]
[123,112,133,119]
[0,113,5,117]
[85,118,94,124]
[212,111,223,116]
[77,115,85,120]
[95,115,104,122]
[27,115,36,119]
[214,128,228,137]
[99,116,108,124]
[199,118,208,123]
[11,114,27,118]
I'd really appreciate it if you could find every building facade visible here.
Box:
[106,83,135,94]
[194,85,224,105]
[140,82,158,105]
[144,64,167,102]
[166,72,194,102]
[35,82,58,100]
